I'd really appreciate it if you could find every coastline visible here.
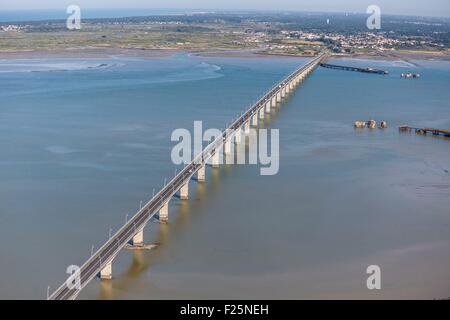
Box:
[332,50,450,62]
[0,47,179,60]
[1,46,450,62]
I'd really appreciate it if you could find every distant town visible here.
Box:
[1,12,449,58]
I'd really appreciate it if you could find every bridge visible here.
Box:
[48,52,327,300]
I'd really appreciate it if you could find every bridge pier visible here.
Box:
[276,91,281,102]
[234,128,242,144]
[180,182,189,200]
[211,151,219,167]
[271,95,277,108]
[159,201,169,223]
[259,107,265,119]
[132,228,144,246]
[281,87,286,98]
[244,120,250,134]
[197,164,205,181]
[251,112,258,127]
[265,100,271,113]
[224,139,232,154]
[100,262,112,280]
[286,84,290,94]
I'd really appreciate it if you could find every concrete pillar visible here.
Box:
[265,100,271,113]
[244,121,250,134]
[212,151,219,167]
[180,182,189,200]
[100,262,112,280]
[281,87,286,98]
[224,139,231,154]
[234,128,241,144]
[259,107,265,119]
[276,91,281,102]
[132,228,144,246]
[197,164,205,181]
[286,83,290,94]
[159,201,169,222]
[271,95,276,107]
[251,112,258,127]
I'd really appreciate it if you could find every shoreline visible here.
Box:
[332,50,450,63]
[0,47,179,60]
[1,46,450,62]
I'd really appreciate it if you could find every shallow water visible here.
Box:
[0,54,449,299]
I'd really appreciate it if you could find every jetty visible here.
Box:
[320,63,389,75]
[399,125,450,137]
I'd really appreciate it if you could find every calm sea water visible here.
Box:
[0,54,449,299]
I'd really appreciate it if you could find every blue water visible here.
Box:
[0,54,449,299]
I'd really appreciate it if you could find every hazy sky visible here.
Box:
[2,0,450,17]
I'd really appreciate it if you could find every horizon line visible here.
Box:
[0,8,449,20]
